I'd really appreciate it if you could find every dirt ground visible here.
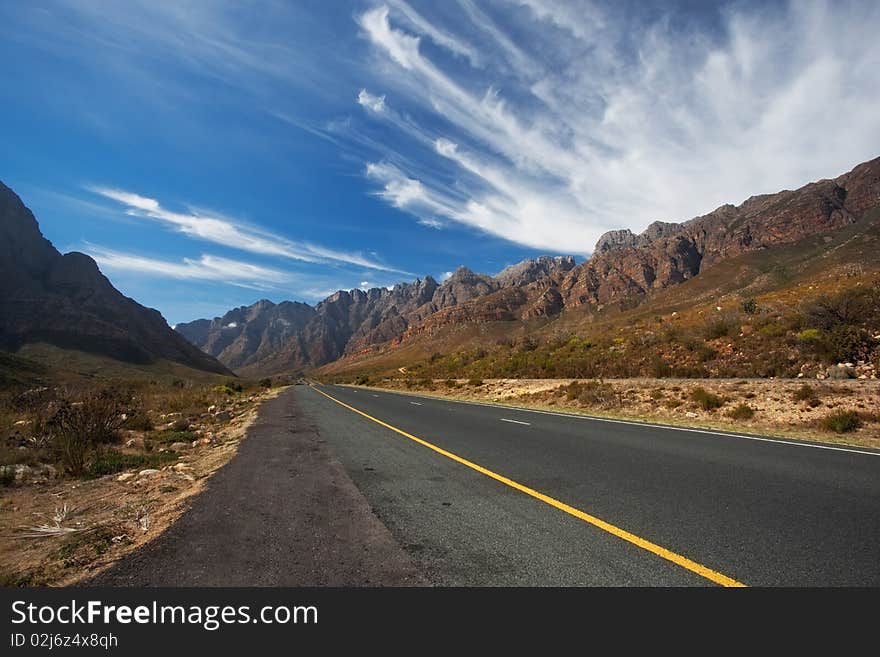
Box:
[375,378,880,449]
[0,389,279,586]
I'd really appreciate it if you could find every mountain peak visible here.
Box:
[495,255,576,288]
[0,181,231,374]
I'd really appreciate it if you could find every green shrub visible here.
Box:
[87,450,177,478]
[651,359,672,378]
[224,380,243,393]
[704,318,734,340]
[467,377,484,387]
[48,392,126,476]
[354,374,371,386]
[664,399,683,409]
[741,298,758,314]
[122,412,153,432]
[259,378,272,389]
[695,344,717,362]
[758,322,787,338]
[824,325,874,363]
[213,385,237,396]
[443,379,458,388]
[821,409,861,433]
[0,468,14,487]
[690,387,724,411]
[155,430,196,444]
[726,403,755,420]
[805,288,875,330]
[796,328,821,342]
[793,384,818,403]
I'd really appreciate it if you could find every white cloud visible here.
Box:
[355,1,880,254]
[357,88,386,113]
[360,280,371,287]
[88,185,410,273]
[87,246,291,290]
[387,0,481,67]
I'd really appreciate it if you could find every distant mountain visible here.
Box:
[0,181,231,375]
[178,156,880,376]
[176,257,573,375]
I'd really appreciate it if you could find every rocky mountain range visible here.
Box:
[0,181,231,375]
[177,157,879,377]
[176,256,577,375]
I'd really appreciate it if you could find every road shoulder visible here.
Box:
[89,386,424,586]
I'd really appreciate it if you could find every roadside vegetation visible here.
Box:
[0,375,282,586]
[333,279,880,384]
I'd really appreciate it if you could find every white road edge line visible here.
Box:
[336,386,880,457]
[410,402,423,406]
[500,418,531,426]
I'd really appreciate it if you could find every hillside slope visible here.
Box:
[0,181,231,376]
[179,157,880,377]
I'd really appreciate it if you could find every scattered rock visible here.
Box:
[138,469,160,477]
[826,364,856,380]
[685,411,699,418]
[125,438,137,448]
[170,442,190,451]
[214,410,232,422]
[116,472,136,482]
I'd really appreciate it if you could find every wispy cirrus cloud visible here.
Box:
[88,185,411,274]
[86,246,291,291]
[353,1,880,254]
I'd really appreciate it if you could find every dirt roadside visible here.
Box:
[369,378,880,449]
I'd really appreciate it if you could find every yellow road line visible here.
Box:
[311,386,747,587]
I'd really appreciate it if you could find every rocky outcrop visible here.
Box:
[559,158,877,307]
[0,181,231,374]
[494,256,576,288]
[176,299,315,371]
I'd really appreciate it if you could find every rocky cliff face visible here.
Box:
[559,161,875,307]
[0,181,231,374]
[178,156,880,376]
[175,299,315,371]
[494,256,576,288]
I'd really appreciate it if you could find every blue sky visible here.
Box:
[1,1,878,324]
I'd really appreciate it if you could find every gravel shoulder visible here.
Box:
[89,386,423,586]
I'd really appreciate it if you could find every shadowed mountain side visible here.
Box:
[0,181,231,375]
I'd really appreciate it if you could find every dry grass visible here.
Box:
[0,386,280,586]
[366,378,880,449]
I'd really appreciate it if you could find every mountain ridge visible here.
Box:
[177,156,880,376]
[0,181,232,376]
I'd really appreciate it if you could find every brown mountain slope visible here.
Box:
[0,181,231,376]
[179,156,879,377]
[321,202,880,382]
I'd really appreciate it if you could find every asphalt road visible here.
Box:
[90,388,422,586]
[297,384,880,586]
